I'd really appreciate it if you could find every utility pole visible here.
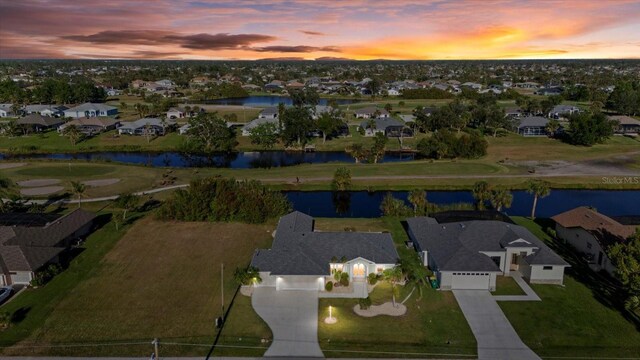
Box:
[152,338,159,360]
[221,263,224,320]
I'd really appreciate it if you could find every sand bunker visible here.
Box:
[82,178,121,187]
[17,179,61,187]
[20,186,64,196]
[0,163,26,169]
[353,302,407,317]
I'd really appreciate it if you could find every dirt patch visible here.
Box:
[82,178,121,187]
[20,186,64,196]
[0,162,26,169]
[353,302,407,317]
[17,179,61,187]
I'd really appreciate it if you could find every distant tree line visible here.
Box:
[0,79,107,105]
[156,177,291,223]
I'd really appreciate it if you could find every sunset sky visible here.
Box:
[1,0,639,60]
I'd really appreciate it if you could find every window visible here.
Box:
[543,266,553,270]
[376,267,384,273]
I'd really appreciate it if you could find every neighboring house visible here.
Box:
[118,118,174,136]
[515,82,540,89]
[552,207,637,275]
[259,107,279,119]
[505,107,524,118]
[548,105,579,119]
[64,103,118,118]
[359,117,412,138]
[0,209,96,286]
[387,88,400,96]
[0,103,15,117]
[517,116,551,136]
[167,107,185,119]
[609,115,640,135]
[406,217,569,291]
[58,117,120,135]
[16,114,64,132]
[23,104,68,117]
[535,87,563,96]
[354,107,390,119]
[251,212,399,291]
[264,80,284,92]
[178,124,191,135]
[241,117,279,136]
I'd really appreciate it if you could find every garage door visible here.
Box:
[451,273,490,290]
[276,276,321,291]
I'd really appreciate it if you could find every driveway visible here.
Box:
[453,290,541,360]
[251,287,324,358]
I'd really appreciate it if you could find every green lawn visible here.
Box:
[492,276,525,296]
[317,217,476,358]
[501,217,640,357]
[0,215,275,357]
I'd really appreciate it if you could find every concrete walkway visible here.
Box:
[251,287,324,358]
[453,290,541,360]
[493,273,541,302]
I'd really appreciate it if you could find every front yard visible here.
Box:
[503,217,640,357]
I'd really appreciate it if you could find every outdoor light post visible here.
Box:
[324,305,337,324]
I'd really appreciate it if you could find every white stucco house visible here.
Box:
[552,207,636,276]
[251,212,399,291]
[64,103,118,118]
[406,217,569,291]
[354,107,389,119]
[0,103,15,118]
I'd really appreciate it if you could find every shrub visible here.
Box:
[358,296,372,310]
[367,272,379,285]
[545,227,557,238]
[30,264,62,287]
[340,272,350,287]
[333,270,342,282]
[325,281,333,292]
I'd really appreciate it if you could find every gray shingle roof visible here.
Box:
[406,217,568,271]
[2,209,95,247]
[518,116,549,129]
[251,212,398,275]
[16,114,64,127]
[360,117,404,130]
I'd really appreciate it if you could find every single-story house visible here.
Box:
[23,104,68,117]
[505,107,524,118]
[16,114,64,132]
[535,87,563,96]
[517,116,551,136]
[515,82,540,89]
[259,107,279,119]
[354,107,390,119]
[178,124,191,135]
[548,105,579,119]
[241,117,279,136]
[609,115,640,135]
[251,212,399,291]
[406,217,569,290]
[166,108,186,119]
[264,80,284,92]
[552,207,637,275]
[118,118,175,136]
[58,117,120,135]
[359,117,412,137]
[0,209,96,286]
[64,103,118,118]
[0,103,15,118]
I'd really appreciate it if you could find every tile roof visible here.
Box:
[16,114,64,127]
[552,207,637,248]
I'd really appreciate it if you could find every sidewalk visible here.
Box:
[493,272,541,302]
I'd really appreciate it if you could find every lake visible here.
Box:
[203,95,361,106]
[285,190,640,218]
[1,151,416,168]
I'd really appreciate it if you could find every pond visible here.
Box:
[0,151,416,168]
[202,95,361,106]
[284,190,640,218]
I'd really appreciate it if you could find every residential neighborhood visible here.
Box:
[0,0,639,359]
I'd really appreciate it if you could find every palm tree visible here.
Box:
[408,189,427,215]
[545,119,560,137]
[70,181,86,208]
[490,188,513,211]
[348,143,367,164]
[63,124,82,146]
[398,255,430,300]
[526,179,551,219]
[331,167,352,191]
[382,266,403,307]
[472,181,491,210]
